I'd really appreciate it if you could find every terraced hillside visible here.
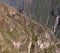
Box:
[0,3,60,53]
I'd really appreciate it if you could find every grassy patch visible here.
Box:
[2,50,10,53]
[32,35,37,42]
[44,49,47,53]
[44,45,55,53]
[0,28,2,33]
[6,14,14,18]
[2,49,18,53]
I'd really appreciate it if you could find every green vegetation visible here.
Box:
[2,50,10,53]
[44,49,47,53]
[2,49,18,53]
[30,34,37,53]
[32,35,37,42]
[44,45,55,53]
[6,14,14,18]
[47,47,53,53]
[7,31,15,39]
[0,28,2,33]
[7,28,18,40]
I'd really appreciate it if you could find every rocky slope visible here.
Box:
[0,3,60,53]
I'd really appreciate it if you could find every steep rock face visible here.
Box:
[0,0,32,12]
[0,3,60,53]
[25,0,60,37]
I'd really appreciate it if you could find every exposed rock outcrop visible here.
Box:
[0,3,60,53]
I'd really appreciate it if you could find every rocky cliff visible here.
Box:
[0,3,60,53]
